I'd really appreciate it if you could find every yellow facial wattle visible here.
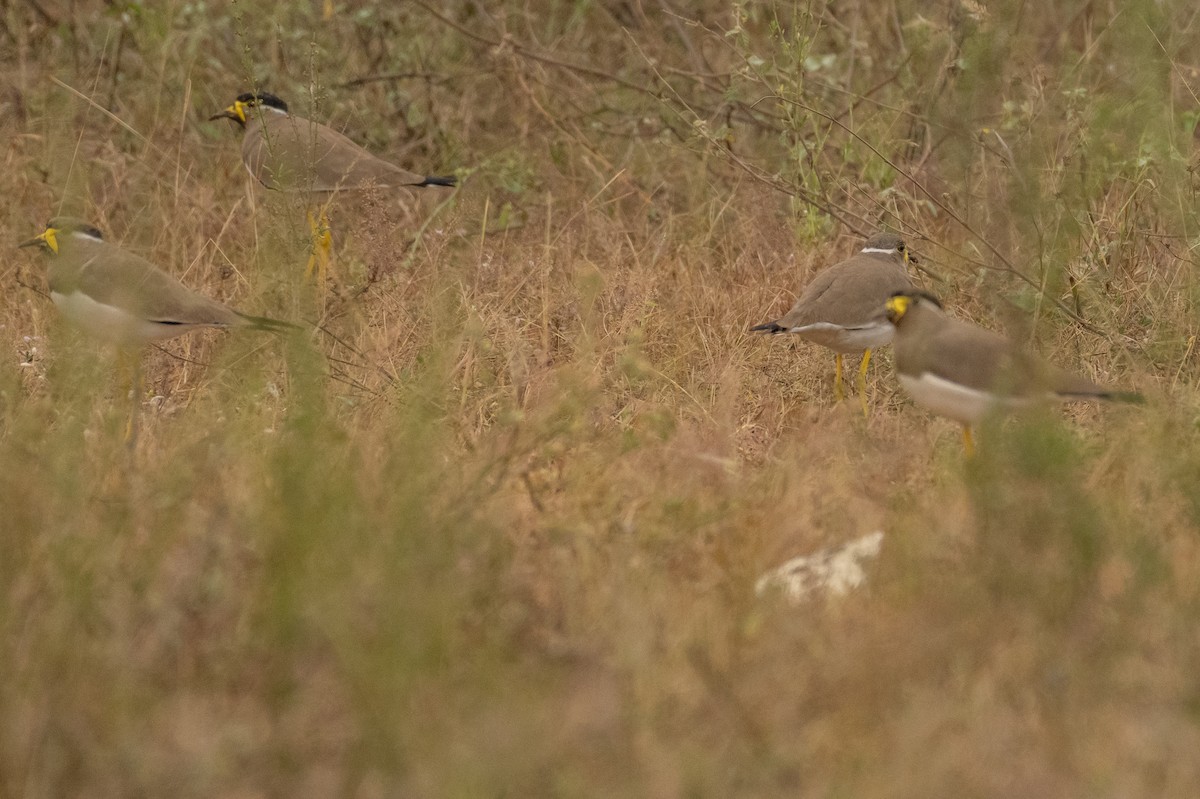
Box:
[885,295,911,323]
[41,227,59,254]
[227,100,247,123]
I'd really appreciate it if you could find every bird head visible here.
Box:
[208,92,289,127]
[862,232,918,265]
[18,218,104,254]
[885,291,943,326]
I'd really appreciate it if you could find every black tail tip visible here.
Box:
[1067,389,1146,405]
[1107,390,1145,405]
[750,321,786,334]
[421,174,458,188]
[241,313,303,334]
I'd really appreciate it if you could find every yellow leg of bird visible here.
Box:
[962,426,976,458]
[119,349,143,449]
[303,208,334,285]
[857,349,872,418]
[834,354,845,402]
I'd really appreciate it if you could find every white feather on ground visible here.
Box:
[755,531,884,603]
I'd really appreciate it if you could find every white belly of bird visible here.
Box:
[898,372,1035,425]
[791,321,893,353]
[51,291,196,344]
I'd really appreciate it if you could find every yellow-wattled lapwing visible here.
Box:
[885,290,1141,454]
[753,231,916,416]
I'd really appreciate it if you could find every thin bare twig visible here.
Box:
[409,0,781,134]
[337,71,452,88]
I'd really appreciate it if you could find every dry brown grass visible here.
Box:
[3,1,1200,796]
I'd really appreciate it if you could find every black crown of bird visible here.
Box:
[22,217,104,249]
[209,91,289,126]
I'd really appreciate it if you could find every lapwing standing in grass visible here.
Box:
[209,91,457,283]
[752,232,916,416]
[19,217,295,441]
[19,218,294,342]
[884,291,1142,455]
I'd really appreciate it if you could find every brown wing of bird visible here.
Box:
[777,259,915,330]
[58,247,243,329]
[902,311,1122,400]
[243,114,454,193]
